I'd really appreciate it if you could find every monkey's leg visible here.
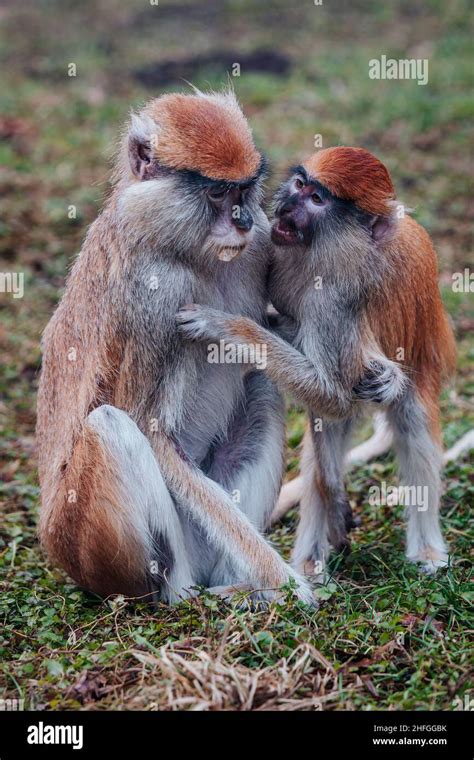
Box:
[44,404,195,603]
[207,372,285,529]
[387,394,448,574]
[271,411,393,524]
[151,427,314,605]
[202,371,286,587]
[292,418,355,578]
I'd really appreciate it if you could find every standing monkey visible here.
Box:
[36,90,314,604]
[178,147,456,576]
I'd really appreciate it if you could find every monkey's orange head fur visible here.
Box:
[140,90,262,182]
[303,147,396,216]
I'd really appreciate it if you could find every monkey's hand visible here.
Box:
[353,358,407,406]
[176,304,238,343]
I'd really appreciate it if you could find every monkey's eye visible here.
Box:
[311,193,323,205]
[207,188,227,203]
[295,178,304,190]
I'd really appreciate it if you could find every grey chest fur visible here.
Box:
[124,247,268,462]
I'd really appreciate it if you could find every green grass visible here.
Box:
[0,0,473,710]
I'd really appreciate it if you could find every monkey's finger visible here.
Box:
[179,303,199,312]
[175,312,204,327]
[205,584,278,610]
[176,323,203,341]
[176,317,214,343]
[175,304,201,321]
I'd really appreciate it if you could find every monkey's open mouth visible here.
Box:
[271,218,302,246]
[217,244,246,262]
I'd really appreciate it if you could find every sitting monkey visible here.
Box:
[177,146,456,577]
[37,89,318,604]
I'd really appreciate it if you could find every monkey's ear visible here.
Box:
[129,136,152,179]
[128,114,158,180]
[368,215,393,244]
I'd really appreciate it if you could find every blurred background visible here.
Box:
[1,0,472,481]
[0,0,472,711]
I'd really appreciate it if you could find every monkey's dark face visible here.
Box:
[271,166,371,249]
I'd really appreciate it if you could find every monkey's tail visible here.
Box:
[270,476,305,525]
[443,429,474,464]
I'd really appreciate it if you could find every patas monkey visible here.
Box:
[177,147,456,576]
[37,90,316,604]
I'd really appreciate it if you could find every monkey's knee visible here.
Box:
[87,405,196,601]
[43,405,190,601]
[87,403,146,463]
[41,406,151,597]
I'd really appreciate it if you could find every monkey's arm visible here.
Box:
[177,305,353,419]
[177,305,407,418]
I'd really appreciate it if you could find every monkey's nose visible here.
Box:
[279,198,298,216]
[233,209,253,232]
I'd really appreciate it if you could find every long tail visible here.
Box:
[270,414,474,525]
[442,429,474,463]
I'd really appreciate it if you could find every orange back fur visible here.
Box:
[35,212,134,588]
[367,215,456,436]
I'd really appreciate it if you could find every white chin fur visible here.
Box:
[217,247,243,262]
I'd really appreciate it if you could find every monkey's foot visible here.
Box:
[299,559,327,585]
[409,548,450,575]
[206,579,316,609]
[292,557,327,586]
[327,496,359,554]
[206,582,254,604]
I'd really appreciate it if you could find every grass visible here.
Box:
[0,0,473,710]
